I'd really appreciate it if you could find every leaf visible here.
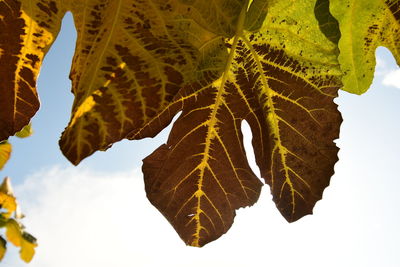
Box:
[0,0,66,141]
[14,123,33,138]
[1,1,224,164]
[5,219,22,247]
[0,177,17,215]
[0,178,36,263]
[244,0,269,32]
[0,142,12,170]
[59,0,221,164]
[176,0,248,36]
[20,232,37,263]
[314,0,341,44]
[0,236,6,261]
[330,0,400,94]
[4,219,37,262]
[138,0,342,246]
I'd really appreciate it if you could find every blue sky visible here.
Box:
[1,13,400,267]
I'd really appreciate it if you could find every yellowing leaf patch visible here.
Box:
[330,0,400,94]
[59,0,226,164]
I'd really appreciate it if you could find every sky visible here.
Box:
[1,13,400,267]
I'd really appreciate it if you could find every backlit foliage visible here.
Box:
[0,177,37,262]
[0,0,399,249]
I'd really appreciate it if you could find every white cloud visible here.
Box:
[383,69,400,89]
[375,55,387,70]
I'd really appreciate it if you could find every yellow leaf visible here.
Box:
[0,177,14,195]
[0,178,17,215]
[0,236,6,261]
[0,193,16,216]
[5,219,22,247]
[0,142,11,170]
[14,124,33,138]
[20,232,37,263]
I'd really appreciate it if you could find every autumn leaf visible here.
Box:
[14,123,33,138]
[4,219,37,262]
[0,177,17,216]
[0,236,6,261]
[61,0,251,164]
[0,142,12,170]
[20,232,37,263]
[330,0,400,94]
[60,0,210,164]
[0,0,226,163]
[3,0,388,249]
[0,178,36,262]
[0,0,65,141]
[136,0,342,246]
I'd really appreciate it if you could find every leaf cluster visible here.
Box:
[0,177,37,262]
[0,0,399,248]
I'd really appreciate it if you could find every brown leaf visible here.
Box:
[139,1,342,246]
[142,79,263,247]
[0,0,66,141]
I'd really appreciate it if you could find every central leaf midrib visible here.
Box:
[190,1,250,246]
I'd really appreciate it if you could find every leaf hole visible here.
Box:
[241,120,262,181]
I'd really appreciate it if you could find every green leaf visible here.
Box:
[177,0,248,37]
[314,0,341,44]
[244,0,269,32]
[137,0,342,246]
[330,0,400,94]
